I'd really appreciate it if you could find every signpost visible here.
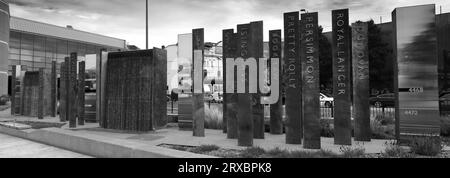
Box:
[269,30,283,135]
[78,61,85,125]
[352,22,371,141]
[11,65,16,115]
[250,21,265,139]
[60,60,67,122]
[332,9,352,145]
[51,61,57,117]
[38,68,44,120]
[301,12,321,149]
[192,28,205,137]
[237,23,253,146]
[69,53,77,128]
[284,11,302,144]
[223,29,238,138]
[392,5,441,137]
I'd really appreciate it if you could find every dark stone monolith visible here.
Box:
[237,23,253,147]
[192,28,205,137]
[301,12,321,149]
[332,9,352,145]
[269,30,283,135]
[352,22,371,141]
[284,11,302,144]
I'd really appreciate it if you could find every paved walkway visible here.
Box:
[69,124,393,154]
[2,107,449,156]
[0,133,91,158]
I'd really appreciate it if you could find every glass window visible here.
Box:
[86,44,97,55]
[57,39,68,60]
[10,47,20,55]
[10,31,20,44]
[9,32,20,54]
[21,55,32,61]
[45,38,57,58]
[34,61,45,68]
[34,56,45,63]
[9,59,20,66]
[9,54,19,60]
[33,36,45,57]
[21,61,33,69]
[78,43,86,57]
[20,33,33,56]
[68,41,78,55]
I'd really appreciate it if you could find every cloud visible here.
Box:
[5,0,450,49]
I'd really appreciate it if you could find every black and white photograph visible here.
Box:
[1,0,450,174]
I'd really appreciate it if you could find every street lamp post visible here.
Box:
[146,0,148,49]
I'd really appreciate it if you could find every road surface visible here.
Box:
[0,133,92,158]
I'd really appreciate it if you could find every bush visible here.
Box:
[320,119,334,137]
[261,147,339,158]
[189,145,220,154]
[339,145,366,158]
[408,136,443,156]
[0,95,9,105]
[441,124,450,137]
[240,147,266,158]
[382,141,414,158]
[374,114,395,126]
[440,117,450,137]
[289,149,339,158]
[371,119,395,139]
[204,103,223,130]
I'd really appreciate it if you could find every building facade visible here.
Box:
[203,42,223,93]
[0,1,127,96]
[166,44,178,94]
[8,16,126,75]
[0,0,10,96]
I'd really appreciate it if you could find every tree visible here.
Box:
[367,20,393,95]
[318,26,333,95]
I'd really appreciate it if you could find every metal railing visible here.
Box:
[168,101,396,120]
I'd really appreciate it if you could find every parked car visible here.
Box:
[84,92,97,122]
[369,93,395,108]
[57,79,98,122]
[204,92,223,103]
[211,92,223,103]
[439,92,450,115]
[204,93,213,102]
[320,93,334,108]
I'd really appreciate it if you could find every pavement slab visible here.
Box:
[0,133,91,158]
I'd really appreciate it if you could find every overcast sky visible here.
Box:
[5,0,450,49]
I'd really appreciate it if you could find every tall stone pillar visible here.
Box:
[237,23,253,147]
[223,29,238,138]
[0,1,10,96]
[250,21,265,139]
[192,28,205,137]
[78,61,85,125]
[283,11,302,144]
[392,5,441,137]
[269,30,283,135]
[68,53,77,128]
[38,68,44,120]
[60,61,67,122]
[301,12,321,149]
[11,65,15,115]
[352,22,371,141]
[51,61,57,117]
[332,9,352,145]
